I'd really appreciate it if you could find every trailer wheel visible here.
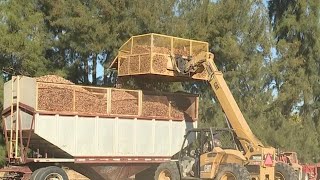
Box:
[275,162,299,180]
[214,163,250,180]
[154,162,180,180]
[30,167,46,180]
[36,166,69,180]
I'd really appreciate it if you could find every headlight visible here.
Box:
[251,155,262,161]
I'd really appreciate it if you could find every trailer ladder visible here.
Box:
[9,76,22,161]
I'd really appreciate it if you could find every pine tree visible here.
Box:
[176,0,274,141]
[268,0,320,162]
[40,0,115,84]
[0,0,49,77]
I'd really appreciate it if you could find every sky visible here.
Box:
[88,57,104,83]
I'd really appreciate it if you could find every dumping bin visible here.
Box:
[110,33,209,81]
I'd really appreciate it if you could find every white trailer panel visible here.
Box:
[135,120,153,155]
[97,119,115,155]
[4,76,36,110]
[35,114,196,157]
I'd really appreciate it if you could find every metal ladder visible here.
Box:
[9,76,20,160]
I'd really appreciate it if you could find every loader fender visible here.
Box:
[220,149,247,165]
[206,147,248,179]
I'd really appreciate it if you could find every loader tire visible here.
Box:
[275,162,299,180]
[154,162,180,180]
[214,163,250,180]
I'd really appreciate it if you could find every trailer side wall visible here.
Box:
[35,114,196,157]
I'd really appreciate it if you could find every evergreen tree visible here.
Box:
[41,0,115,84]
[268,0,320,162]
[0,0,49,77]
[176,0,274,141]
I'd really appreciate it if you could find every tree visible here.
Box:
[40,0,114,84]
[0,0,49,77]
[268,0,320,162]
[175,0,274,140]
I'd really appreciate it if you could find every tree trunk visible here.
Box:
[83,56,89,85]
[92,54,97,85]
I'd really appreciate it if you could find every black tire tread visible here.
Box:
[36,166,69,180]
[214,163,250,180]
[154,162,180,180]
[30,167,46,180]
[275,162,299,180]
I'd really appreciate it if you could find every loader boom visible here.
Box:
[176,51,276,179]
[182,52,263,154]
[191,52,264,153]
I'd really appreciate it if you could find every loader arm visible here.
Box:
[172,51,279,179]
[180,51,264,158]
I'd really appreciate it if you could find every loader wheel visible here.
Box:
[214,163,250,180]
[275,162,298,180]
[154,162,180,180]
[36,166,69,180]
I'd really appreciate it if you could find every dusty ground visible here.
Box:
[0,170,89,180]
[67,170,135,180]
[66,169,90,180]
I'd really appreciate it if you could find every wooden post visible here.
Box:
[73,89,76,112]
[35,82,39,111]
[128,56,130,75]
[131,37,134,54]
[138,90,143,116]
[138,55,141,73]
[171,37,174,56]
[168,100,172,119]
[150,34,154,73]
[107,88,112,115]
[129,38,134,75]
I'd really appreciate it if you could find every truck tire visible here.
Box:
[275,162,299,180]
[214,163,250,180]
[30,167,46,180]
[154,162,180,180]
[36,166,69,180]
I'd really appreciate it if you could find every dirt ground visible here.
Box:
[66,170,135,180]
[66,169,90,180]
[0,170,89,180]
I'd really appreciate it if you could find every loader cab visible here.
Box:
[178,128,239,179]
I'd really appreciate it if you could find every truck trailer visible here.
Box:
[1,75,198,179]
